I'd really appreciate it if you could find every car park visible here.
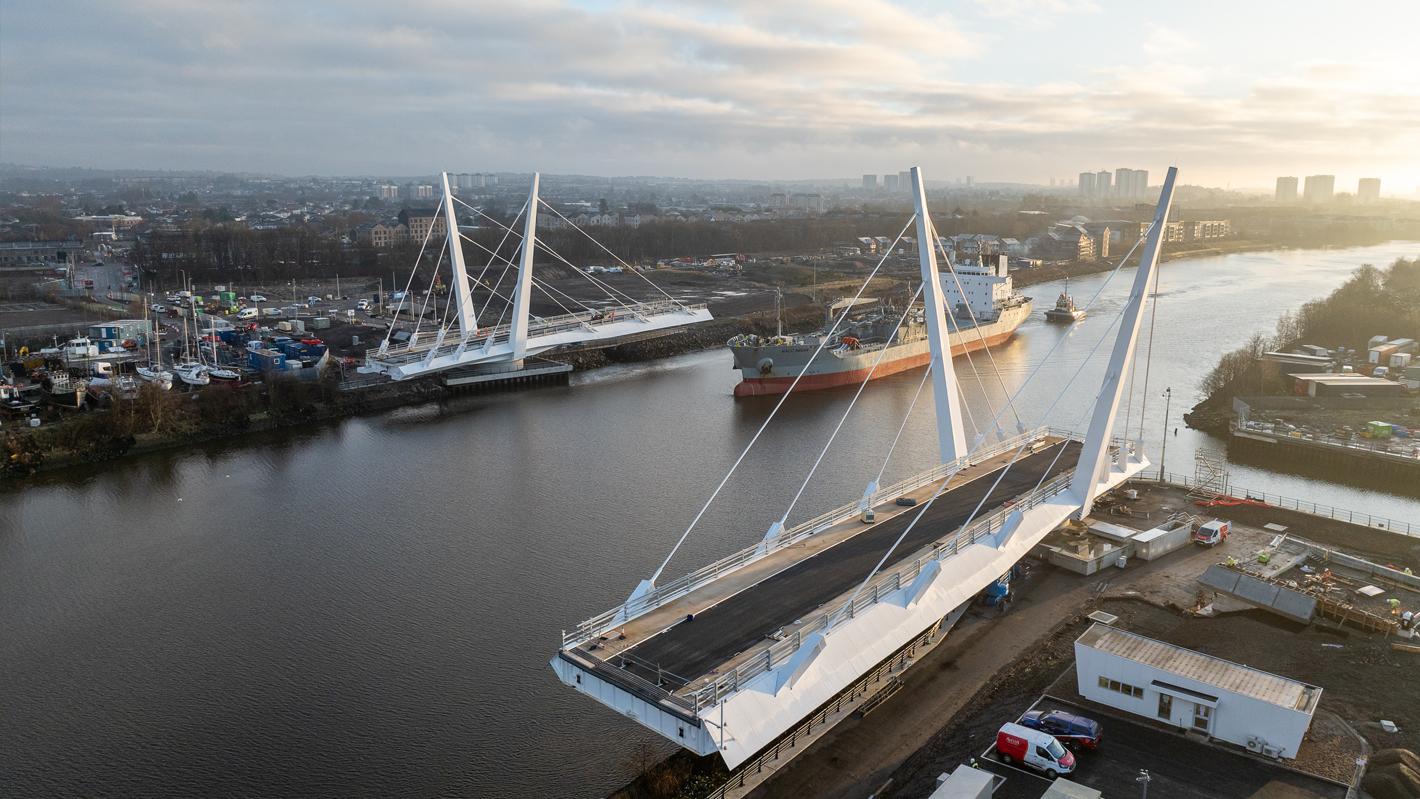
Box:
[1019,709,1102,750]
[995,722,1076,778]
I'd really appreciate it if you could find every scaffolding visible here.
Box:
[1190,448,1231,500]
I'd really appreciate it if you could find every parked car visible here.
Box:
[250,293,268,302]
[1019,709,1102,750]
[356,299,371,311]
[150,303,167,314]
[306,295,322,304]
[996,722,1076,778]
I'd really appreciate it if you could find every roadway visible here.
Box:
[616,441,1083,684]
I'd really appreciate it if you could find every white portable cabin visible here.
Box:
[1075,624,1318,759]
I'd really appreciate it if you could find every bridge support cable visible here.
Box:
[406,238,448,343]
[830,292,1131,628]
[636,217,917,600]
[930,224,1024,436]
[538,199,690,311]
[1135,248,1166,443]
[378,202,441,353]
[872,362,933,489]
[909,167,967,465]
[937,270,999,446]
[1070,166,1178,518]
[452,194,647,312]
[949,226,1151,454]
[768,283,927,540]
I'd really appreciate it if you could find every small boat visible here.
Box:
[43,372,88,408]
[174,361,210,387]
[1044,281,1086,323]
[1,381,37,414]
[136,365,174,389]
[207,366,241,382]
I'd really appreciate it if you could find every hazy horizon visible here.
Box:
[3,1,1418,194]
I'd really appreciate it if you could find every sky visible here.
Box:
[2,0,1419,192]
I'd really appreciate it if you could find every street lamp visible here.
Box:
[1159,386,1172,482]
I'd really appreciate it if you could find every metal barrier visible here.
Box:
[561,426,1066,649]
[1138,472,1418,537]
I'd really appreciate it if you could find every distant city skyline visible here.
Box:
[2,1,1418,192]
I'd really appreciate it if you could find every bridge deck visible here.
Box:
[594,440,1082,687]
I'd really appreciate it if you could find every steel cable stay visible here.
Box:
[951,228,1151,446]
[453,229,599,319]
[454,195,644,311]
[770,282,927,534]
[537,198,689,311]
[406,238,447,343]
[641,216,918,591]
[377,203,441,352]
[930,224,1024,436]
[829,274,1138,627]
[872,362,933,488]
[452,196,645,312]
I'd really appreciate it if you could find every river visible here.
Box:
[3,242,1418,797]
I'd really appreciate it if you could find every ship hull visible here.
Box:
[732,301,1030,397]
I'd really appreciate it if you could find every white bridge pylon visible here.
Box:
[550,166,1182,771]
[365,172,713,381]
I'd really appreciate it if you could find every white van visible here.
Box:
[237,307,261,321]
[262,307,284,318]
[995,722,1076,777]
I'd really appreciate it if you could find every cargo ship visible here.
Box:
[729,254,1031,397]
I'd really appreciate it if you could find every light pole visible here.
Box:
[1137,768,1151,798]
[1159,387,1172,482]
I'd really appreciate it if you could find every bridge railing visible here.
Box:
[561,425,1062,650]
[686,468,1080,710]
[365,300,705,366]
[1137,471,1418,538]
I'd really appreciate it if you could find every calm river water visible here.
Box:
[3,242,1418,797]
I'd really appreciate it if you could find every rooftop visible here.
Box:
[1076,623,1320,712]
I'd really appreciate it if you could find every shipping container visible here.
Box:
[1391,352,1413,369]
[1389,338,1417,354]
[247,348,287,371]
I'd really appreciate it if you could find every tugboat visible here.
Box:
[1044,280,1086,323]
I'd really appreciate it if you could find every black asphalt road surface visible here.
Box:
[618,441,1083,683]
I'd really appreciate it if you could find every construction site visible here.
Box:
[633,459,1420,799]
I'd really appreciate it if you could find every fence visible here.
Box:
[1138,472,1417,537]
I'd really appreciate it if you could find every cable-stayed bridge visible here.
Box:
[551,166,1180,776]
[363,172,712,381]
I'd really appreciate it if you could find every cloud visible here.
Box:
[0,0,1417,187]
